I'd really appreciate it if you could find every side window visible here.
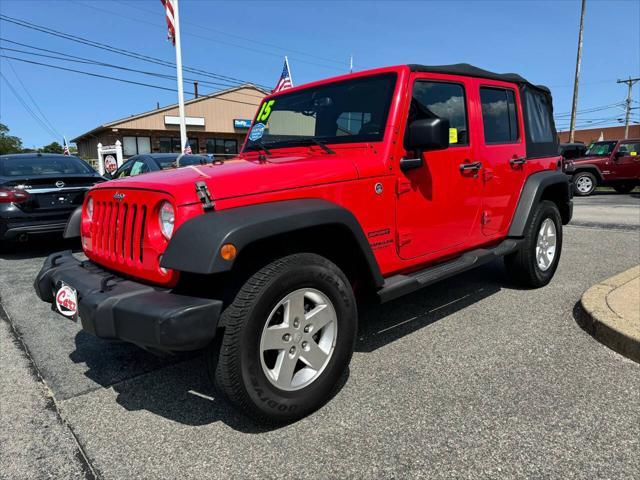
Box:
[115,159,134,178]
[410,81,468,145]
[480,87,519,144]
[129,160,149,176]
[619,142,640,155]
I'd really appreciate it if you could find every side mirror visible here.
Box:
[614,150,626,159]
[405,117,450,152]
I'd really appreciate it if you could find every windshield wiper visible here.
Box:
[308,138,335,154]
[278,138,336,154]
[245,139,272,156]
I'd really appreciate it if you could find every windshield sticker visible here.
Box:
[249,123,266,141]
[449,128,458,144]
[256,100,275,123]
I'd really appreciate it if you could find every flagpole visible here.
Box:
[172,0,187,164]
[284,56,293,87]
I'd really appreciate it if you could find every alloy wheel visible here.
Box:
[259,288,337,391]
[536,218,557,271]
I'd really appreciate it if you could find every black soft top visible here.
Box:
[408,63,550,93]
[408,63,558,159]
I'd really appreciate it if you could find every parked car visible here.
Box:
[35,63,571,423]
[0,153,103,242]
[559,142,587,160]
[564,139,640,195]
[106,153,213,179]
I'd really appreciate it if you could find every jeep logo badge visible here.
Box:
[55,180,65,188]
[113,192,125,201]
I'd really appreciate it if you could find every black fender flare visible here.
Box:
[161,199,384,287]
[571,164,604,182]
[508,170,572,237]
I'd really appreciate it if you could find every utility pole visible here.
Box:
[569,0,586,143]
[617,77,639,139]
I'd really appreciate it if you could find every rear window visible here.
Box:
[0,155,94,177]
[480,87,519,143]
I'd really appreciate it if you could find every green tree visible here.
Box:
[0,123,23,154]
[40,141,64,154]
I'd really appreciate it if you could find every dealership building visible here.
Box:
[557,125,640,144]
[72,84,266,168]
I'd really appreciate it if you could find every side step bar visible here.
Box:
[377,239,522,303]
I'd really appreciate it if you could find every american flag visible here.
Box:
[160,0,176,45]
[273,57,293,93]
[63,137,70,156]
[183,140,192,154]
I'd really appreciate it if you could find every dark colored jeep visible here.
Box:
[565,139,640,195]
[34,64,572,423]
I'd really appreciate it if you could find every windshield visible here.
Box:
[585,141,617,156]
[0,155,94,177]
[244,73,397,151]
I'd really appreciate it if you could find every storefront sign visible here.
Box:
[234,119,252,129]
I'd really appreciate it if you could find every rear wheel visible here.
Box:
[207,253,357,424]
[613,182,635,194]
[505,200,563,288]
[573,171,597,196]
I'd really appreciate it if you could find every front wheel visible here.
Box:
[573,171,597,196]
[505,200,563,288]
[208,253,357,424]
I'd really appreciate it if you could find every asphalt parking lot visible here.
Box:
[1,192,639,479]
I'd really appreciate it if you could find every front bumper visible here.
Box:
[34,251,223,352]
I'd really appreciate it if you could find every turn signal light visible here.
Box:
[220,244,237,261]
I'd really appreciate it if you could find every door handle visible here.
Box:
[459,161,482,172]
[510,157,527,167]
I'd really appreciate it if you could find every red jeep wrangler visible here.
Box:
[565,139,640,196]
[35,64,571,423]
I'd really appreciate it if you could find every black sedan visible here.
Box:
[106,153,213,179]
[0,153,104,242]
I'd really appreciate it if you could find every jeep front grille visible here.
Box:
[91,199,147,265]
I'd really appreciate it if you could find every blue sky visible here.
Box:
[1,0,638,148]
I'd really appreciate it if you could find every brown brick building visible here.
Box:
[72,84,266,162]
[557,125,640,144]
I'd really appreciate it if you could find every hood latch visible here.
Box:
[195,181,214,211]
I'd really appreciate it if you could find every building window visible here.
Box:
[480,87,519,144]
[159,137,172,153]
[123,136,151,156]
[206,138,238,156]
[159,137,198,153]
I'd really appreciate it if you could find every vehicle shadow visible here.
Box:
[68,260,507,432]
[356,260,504,352]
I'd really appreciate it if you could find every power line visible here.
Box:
[0,54,262,107]
[0,40,265,99]
[0,14,272,90]
[0,71,58,140]
[4,58,62,138]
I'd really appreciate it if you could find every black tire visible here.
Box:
[504,200,563,288]
[572,171,597,196]
[207,253,357,424]
[613,183,635,194]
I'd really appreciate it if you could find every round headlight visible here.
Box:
[158,201,175,239]
[86,197,94,220]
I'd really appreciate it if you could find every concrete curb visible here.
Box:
[578,266,640,363]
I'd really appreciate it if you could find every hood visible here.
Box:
[572,155,607,164]
[93,153,359,205]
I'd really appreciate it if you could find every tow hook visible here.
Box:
[195,181,214,211]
